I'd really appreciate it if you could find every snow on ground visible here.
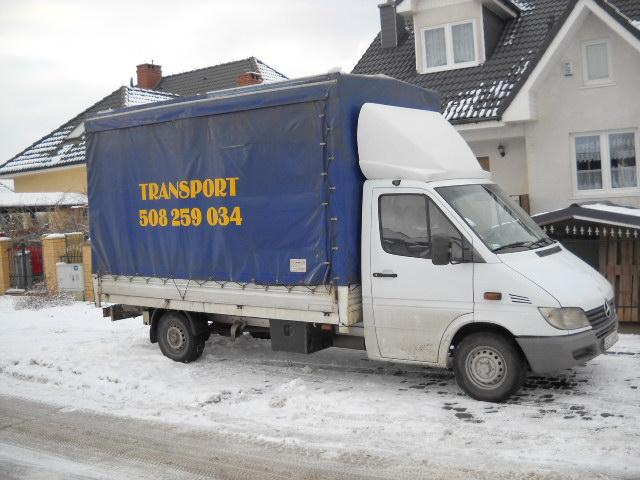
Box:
[0,296,639,479]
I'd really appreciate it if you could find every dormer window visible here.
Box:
[423,20,478,72]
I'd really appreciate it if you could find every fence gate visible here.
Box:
[8,238,44,290]
[61,234,84,263]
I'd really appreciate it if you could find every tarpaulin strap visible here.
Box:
[171,278,191,300]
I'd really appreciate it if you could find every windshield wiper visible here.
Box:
[492,241,531,253]
[527,238,554,249]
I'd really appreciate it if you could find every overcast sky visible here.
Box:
[0,0,381,164]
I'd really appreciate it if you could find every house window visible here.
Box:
[574,130,637,192]
[582,40,611,85]
[423,20,477,72]
[575,135,602,190]
[610,132,637,188]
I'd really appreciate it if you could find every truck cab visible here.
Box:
[358,103,618,401]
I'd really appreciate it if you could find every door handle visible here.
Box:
[373,272,398,278]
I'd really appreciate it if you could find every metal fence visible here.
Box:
[60,234,84,263]
[8,239,44,290]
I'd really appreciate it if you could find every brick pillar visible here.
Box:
[82,241,93,302]
[66,232,84,246]
[0,237,12,294]
[42,234,67,294]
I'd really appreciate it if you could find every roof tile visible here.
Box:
[353,0,638,124]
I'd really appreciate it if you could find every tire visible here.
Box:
[157,312,206,363]
[453,332,527,402]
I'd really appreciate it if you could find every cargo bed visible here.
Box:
[94,275,362,326]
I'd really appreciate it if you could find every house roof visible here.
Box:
[154,57,287,96]
[0,57,287,177]
[0,181,13,193]
[352,0,640,124]
[533,202,640,230]
[0,87,176,177]
[0,191,87,209]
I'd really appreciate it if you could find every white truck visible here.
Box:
[87,73,618,402]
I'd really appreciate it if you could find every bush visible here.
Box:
[13,290,75,310]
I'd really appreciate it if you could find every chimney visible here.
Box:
[378,1,406,49]
[136,63,162,90]
[236,71,263,87]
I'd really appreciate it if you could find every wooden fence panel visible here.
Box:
[600,239,640,322]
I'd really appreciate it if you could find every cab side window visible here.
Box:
[379,194,466,260]
[428,201,465,260]
[379,194,429,258]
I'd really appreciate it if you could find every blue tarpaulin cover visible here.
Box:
[86,73,440,285]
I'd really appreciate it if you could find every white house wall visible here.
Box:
[467,137,528,197]
[525,12,640,214]
[412,1,485,73]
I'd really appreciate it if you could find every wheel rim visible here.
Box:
[166,324,186,351]
[465,346,507,390]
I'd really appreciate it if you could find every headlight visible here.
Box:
[538,307,590,330]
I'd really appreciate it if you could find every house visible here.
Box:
[0,57,287,195]
[353,0,640,320]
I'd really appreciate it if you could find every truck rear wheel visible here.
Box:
[453,332,526,402]
[157,312,206,363]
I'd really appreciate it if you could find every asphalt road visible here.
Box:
[1,394,397,480]
[3,394,509,480]
[1,394,631,480]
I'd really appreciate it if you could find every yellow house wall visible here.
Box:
[13,166,87,194]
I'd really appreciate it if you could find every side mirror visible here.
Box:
[431,235,451,265]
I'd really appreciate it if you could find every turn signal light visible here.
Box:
[484,292,502,301]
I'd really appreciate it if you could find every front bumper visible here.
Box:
[516,317,618,374]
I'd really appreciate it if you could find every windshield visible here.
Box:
[436,184,552,253]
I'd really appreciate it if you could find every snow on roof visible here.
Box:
[1,58,287,177]
[353,0,640,124]
[0,180,13,193]
[582,203,640,218]
[0,191,87,208]
[533,201,640,230]
[0,87,176,177]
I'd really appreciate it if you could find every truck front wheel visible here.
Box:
[453,332,526,402]
[157,312,206,363]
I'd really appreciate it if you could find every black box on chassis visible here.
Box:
[269,319,332,354]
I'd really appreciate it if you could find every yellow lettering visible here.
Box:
[190,180,203,198]
[158,183,170,200]
[148,183,159,201]
[168,182,179,199]
[179,180,190,199]
[202,179,215,197]
[215,178,227,197]
[139,183,148,201]
[227,177,239,196]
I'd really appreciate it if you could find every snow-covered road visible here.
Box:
[0,296,639,479]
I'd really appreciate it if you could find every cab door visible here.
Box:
[369,188,473,363]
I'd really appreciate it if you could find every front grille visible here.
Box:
[585,300,617,339]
